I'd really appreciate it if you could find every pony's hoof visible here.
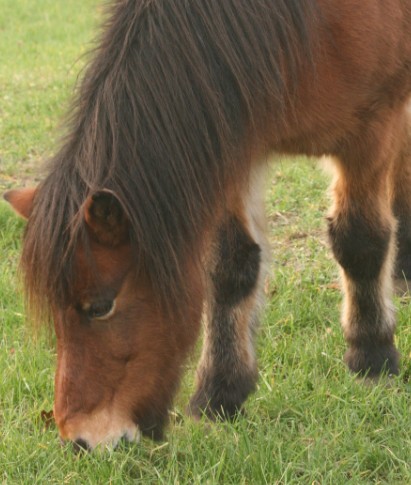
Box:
[361,374,397,388]
[344,344,400,378]
[187,393,244,422]
[394,277,411,295]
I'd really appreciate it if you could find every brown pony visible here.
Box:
[4,0,411,450]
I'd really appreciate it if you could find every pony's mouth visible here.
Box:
[61,427,141,453]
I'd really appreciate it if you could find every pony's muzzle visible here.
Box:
[60,428,141,452]
[59,436,92,453]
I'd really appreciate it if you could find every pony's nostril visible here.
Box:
[72,438,91,453]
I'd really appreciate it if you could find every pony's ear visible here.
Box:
[3,187,37,219]
[84,190,129,246]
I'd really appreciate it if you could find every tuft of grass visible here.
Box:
[1,1,411,483]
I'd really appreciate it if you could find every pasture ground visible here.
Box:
[1,1,410,483]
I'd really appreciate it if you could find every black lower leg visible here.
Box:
[189,216,262,419]
[328,211,399,377]
[189,306,259,419]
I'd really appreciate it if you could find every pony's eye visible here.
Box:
[85,300,115,320]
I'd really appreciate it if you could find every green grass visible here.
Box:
[0,0,101,184]
[1,1,411,483]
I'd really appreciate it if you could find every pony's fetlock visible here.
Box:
[344,343,400,377]
[188,366,258,420]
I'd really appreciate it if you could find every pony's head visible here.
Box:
[3,0,320,450]
[4,187,203,449]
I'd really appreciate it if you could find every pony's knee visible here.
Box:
[327,213,392,280]
[212,216,261,306]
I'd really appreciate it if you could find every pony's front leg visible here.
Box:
[328,133,400,377]
[189,210,266,419]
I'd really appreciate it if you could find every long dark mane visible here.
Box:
[22,0,318,323]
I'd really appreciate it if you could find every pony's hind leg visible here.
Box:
[328,116,402,377]
[189,172,267,419]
